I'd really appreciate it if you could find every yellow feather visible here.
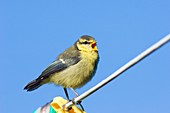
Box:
[49,43,98,88]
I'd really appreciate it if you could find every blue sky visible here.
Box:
[1,0,170,113]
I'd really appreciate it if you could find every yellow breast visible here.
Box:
[49,51,98,88]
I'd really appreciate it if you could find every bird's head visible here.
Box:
[76,35,98,53]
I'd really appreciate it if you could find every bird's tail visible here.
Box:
[24,79,42,91]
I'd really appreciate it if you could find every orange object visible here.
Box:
[51,97,85,113]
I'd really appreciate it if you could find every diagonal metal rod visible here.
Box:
[64,34,170,109]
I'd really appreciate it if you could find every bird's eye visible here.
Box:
[83,41,88,44]
[80,41,89,44]
[79,40,90,44]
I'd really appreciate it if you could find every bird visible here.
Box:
[24,35,99,104]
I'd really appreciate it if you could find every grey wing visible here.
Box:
[38,57,80,80]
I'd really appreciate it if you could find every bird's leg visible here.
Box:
[62,88,73,111]
[70,88,79,97]
[70,88,84,111]
[63,88,70,100]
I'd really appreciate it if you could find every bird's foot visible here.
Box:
[62,103,72,111]
[72,98,84,111]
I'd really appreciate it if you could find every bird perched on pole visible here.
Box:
[24,35,99,105]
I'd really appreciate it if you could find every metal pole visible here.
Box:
[64,34,170,109]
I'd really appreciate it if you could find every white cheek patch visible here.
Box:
[59,59,66,64]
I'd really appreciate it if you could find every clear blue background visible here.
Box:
[1,0,170,113]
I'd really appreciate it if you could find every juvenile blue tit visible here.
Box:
[24,35,99,100]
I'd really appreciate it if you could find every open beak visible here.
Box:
[91,42,98,51]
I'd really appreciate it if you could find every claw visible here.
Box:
[72,98,84,111]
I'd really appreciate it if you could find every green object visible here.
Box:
[33,103,56,113]
[49,106,56,113]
